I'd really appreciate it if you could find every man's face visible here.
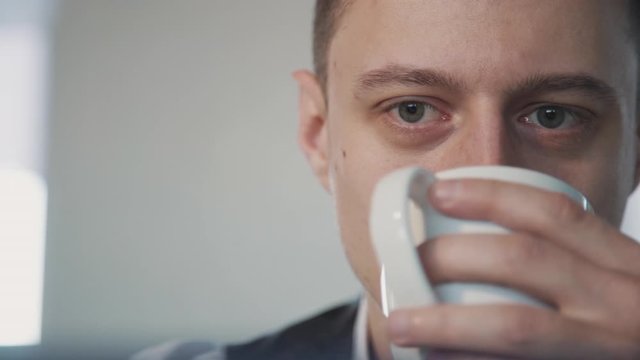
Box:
[303,0,639,303]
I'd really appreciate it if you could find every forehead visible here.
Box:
[328,0,634,95]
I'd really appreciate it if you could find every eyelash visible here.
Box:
[517,104,593,131]
[380,98,450,127]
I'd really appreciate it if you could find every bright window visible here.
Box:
[0,169,46,346]
[0,0,49,346]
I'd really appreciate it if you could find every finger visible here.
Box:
[388,304,640,359]
[418,233,599,309]
[419,234,640,336]
[429,179,640,277]
[428,349,511,360]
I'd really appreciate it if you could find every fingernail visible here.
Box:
[432,180,460,205]
[389,311,411,343]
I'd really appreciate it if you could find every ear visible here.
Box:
[293,70,332,193]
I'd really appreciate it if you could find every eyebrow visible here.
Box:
[355,64,464,97]
[355,64,618,102]
[507,73,618,101]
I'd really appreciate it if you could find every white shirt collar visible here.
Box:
[353,296,370,360]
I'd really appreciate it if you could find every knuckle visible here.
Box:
[502,235,545,269]
[630,284,640,321]
[484,182,504,216]
[501,308,542,347]
[433,308,456,342]
[607,277,640,336]
[626,343,640,360]
[619,279,640,312]
[550,192,585,224]
[421,238,453,282]
[610,339,640,360]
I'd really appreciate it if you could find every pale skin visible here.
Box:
[295,0,640,359]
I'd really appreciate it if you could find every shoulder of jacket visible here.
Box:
[131,340,224,360]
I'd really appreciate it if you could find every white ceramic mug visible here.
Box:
[369,166,591,359]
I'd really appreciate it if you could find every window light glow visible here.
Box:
[0,12,48,347]
[0,169,46,346]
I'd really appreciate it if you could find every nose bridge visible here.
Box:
[458,105,515,167]
[469,118,509,165]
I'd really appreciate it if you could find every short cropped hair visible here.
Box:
[313,0,640,91]
[313,0,352,89]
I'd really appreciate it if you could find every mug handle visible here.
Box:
[370,167,438,359]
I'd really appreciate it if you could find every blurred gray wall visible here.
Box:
[35,0,640,358]
[43,0,359,357]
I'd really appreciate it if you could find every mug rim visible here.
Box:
[435,165,592,212]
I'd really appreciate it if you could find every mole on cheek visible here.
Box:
[342,150,347,159]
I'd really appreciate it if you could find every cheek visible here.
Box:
[518,109,636,226]
[583,127,637,225]
[328,111,458,301]
[579,162,629,226]
[330,136,398,303]
[533,144,633,226]
[327,109,415,302]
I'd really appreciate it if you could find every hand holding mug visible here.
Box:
[370,166,640,359]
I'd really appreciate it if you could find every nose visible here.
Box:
[448,106,520,168]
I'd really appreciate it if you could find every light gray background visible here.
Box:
[42,0,358,357]
[13,0,640,358]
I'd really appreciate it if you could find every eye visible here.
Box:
[391,101,442,124]
[522,105,579,129]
